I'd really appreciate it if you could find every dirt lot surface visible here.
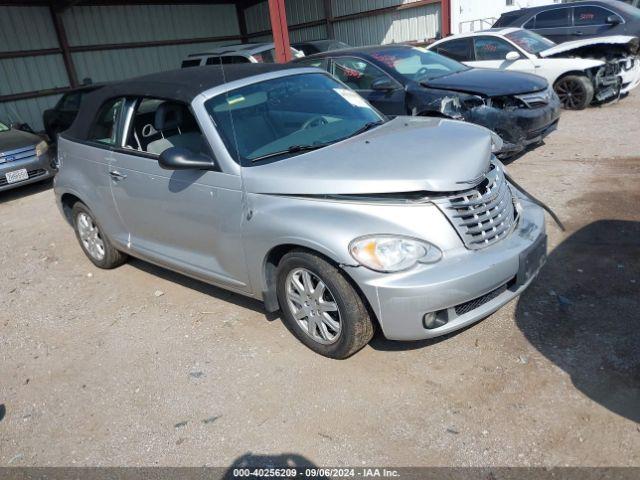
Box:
[1,94,639,468]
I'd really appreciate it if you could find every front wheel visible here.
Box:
[276,250,374,359]
[554,75,594,110]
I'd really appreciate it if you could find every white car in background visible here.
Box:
[430,28,640,110]
[181,42,304,68]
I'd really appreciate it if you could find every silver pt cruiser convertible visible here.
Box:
[54,65,547,359]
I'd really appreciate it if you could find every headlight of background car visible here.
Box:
[349,235,442,273]
[35,141,49,157]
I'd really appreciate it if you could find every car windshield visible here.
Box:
[505,30,556,54]
[370,47,468,82]
[205,73,384,163]
[0,121,9,132]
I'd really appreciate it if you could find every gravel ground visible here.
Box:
[1,93,639,468]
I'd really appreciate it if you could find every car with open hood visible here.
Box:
[54,65,547,359]
[430,28,640,109]
[293,44,561,158]
[0,120,56,192]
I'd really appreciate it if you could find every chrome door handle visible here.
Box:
[109,170,127,181]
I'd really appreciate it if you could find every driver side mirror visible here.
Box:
[159,147,216,171]
[606,15,622,26]
[371,77,397,91]
[505,51,521,61]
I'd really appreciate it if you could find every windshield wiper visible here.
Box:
[343,121,384,140]
[250,143,329,162]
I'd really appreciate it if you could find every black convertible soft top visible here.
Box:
[65,64,297,141]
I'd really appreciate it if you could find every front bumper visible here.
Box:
[0,150,56,192]
[464,96,562,159]
[620,57,640,95]
[346,197,546,341]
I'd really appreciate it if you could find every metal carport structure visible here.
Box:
[0,0,451,130]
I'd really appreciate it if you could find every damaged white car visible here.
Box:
[430,28,640,110]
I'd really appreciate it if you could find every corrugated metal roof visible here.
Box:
[0,95,60,132]
[61,4,240,46]
[246,0,325,34]
[331,0,424,18]
[0,6,59,52]
[0,55,69,96]
[72,41,236,83]
[334,3,440,46]
[290,25,329,43]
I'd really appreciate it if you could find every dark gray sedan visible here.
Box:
[0,121,56,192]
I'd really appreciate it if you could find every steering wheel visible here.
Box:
[416,67,431,78]
[302,115,329,130]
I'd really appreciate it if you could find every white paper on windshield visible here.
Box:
[333,88,370,108]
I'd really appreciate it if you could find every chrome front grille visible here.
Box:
[0,145,36,164]
[435,163,517,250]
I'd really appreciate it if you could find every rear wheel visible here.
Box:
[554,75,594,110]
[72,202,127,269]
[276,250,374,359]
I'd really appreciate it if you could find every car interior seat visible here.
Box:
[147,102,205,155]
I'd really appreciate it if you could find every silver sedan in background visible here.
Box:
[0,120,56,192]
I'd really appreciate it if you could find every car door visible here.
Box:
[571,5,623,39]
[531,6,573,43]
[466,36,537,75]
[108,97,250,292]
[330,56,406,116]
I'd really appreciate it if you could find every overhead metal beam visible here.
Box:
[236,1,248,44]
[440,0,451,37]
[0,48,62,60]
[49,5,79,87]
[268,0,291,63]
[323,0,334,40]
[0,86,71,103]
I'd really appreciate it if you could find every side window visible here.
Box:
[332,57,390,91]
[534,8,571,28]
[253,49,275,63]
[58,92,82,111]
[574,6,619,26]
[124,98,209,159]
[523,17,535,29]
[435,38,473,62]
[181,59,202,68]
[474,37,519,61]
[295,58,327,69]
[222,56,250,64]
[88,97,124,146]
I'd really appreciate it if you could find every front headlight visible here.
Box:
[349,235,442,273]
[35,140,49,157]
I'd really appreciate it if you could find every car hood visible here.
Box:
[0,128,41,153]
[242,117,493,196]
[540,35,640,58]
[421,68,548,97]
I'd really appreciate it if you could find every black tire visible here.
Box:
[554,75,594,110]
[276,250,374,359]
[71,202,127,269]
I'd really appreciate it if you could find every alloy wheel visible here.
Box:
[556,79,587,109]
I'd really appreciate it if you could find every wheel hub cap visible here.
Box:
[285,268,341,345]
[77,212,106,261]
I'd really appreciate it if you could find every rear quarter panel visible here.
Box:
[54,137,123,244]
